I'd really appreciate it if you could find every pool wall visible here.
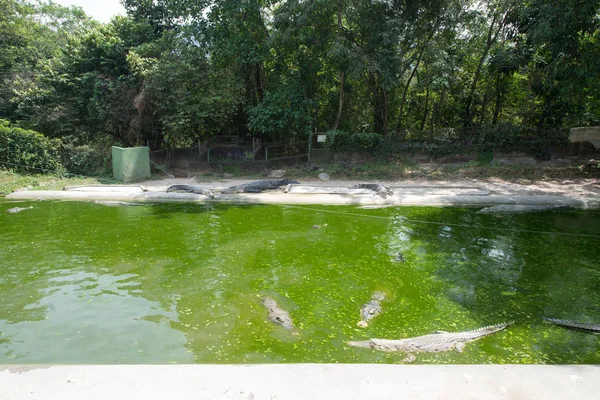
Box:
[6,188,600,209]
[1,364,598,400]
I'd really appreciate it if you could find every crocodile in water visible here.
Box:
[95,201,147,206]
[543,318,600,333]
[476,205,574,214]
[393,252,405,263]
[348,322,512,362]
[357,291,385,328]
[6,206,33,213]
[222,179,299,194]
[166,184,216,198]
[349,183,394,198]
[262,296,295,331]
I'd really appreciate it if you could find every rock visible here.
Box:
[494,156,536,166]
[318,172,330,181]
[223,173,234,179]
[434,154,476,163]
[439,162,469,169]
[540,158,572,166]
[412,153,430,164]
[408,170,425,177]
[267,169,286,178]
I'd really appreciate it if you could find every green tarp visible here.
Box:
[112,146,151,182]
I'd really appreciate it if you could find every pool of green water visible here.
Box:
[1,201,599,364]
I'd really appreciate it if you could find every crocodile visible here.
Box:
[6,206,33,213]
[476,205,574,214]
[166,184,216,198]
[222,179,300,194]
[348,322,512,362]
[393,252,405,263]
[312,223,328,229]
[357,291,385,328]
[543,318,600,333]
[94,201,147,207]
[349,183,394,198]
[262,296,295,331]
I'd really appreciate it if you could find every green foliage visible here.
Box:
[0,169,105,196]
[0,120,64,174]
[2,0,599,158]
[325,130,382,152]
[248,88,314,139]
[60,142,111,176]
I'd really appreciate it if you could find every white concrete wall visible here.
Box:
[569,126,600,149]
[1,364,599,400]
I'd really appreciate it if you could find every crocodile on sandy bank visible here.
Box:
[262,296,296,332]
[222,179,300,194]
[543,318,600,333]
[166,184,216,198]
[348,183,394,198]
[348,322,512,362]
[357,291,385,328]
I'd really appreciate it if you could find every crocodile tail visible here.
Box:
[347,340,373,349]
[468,321,514,336]
[166,184,194,193]
[543,318,600,331]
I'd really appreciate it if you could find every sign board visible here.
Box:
[317,135,327,143]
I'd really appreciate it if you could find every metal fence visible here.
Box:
[149,137,310,171]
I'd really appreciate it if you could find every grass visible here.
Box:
[282,160,599,182]
[3,159,597,197]
[0,170,111,197]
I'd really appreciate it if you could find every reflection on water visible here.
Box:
[0,268,190,363]
[1,201,599,364]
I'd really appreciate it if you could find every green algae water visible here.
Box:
[1,201,599,364]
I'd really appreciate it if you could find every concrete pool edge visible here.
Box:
[5,189,600,209]
[1,364,598,399]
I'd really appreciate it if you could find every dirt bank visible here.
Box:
[139,176,600,198]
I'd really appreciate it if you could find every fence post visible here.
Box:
[308,129,313,166]
[207,148,210,163]
[265,146,268,161]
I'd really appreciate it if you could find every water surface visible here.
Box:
[1,201,599,364]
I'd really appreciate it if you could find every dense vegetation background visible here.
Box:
[1,0,599,172]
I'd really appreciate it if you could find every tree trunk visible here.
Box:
[333,3,345,131]
[255,64,264,103]
[371,72,388,135]
[492,76,503,125]
[432,88,446,133]
[421,77,430,132]
[463,9,509,127]
[396,18,440,132]
[333,71,345,130]
[479,85,490,125]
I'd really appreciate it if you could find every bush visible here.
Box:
[60,143,111,176]
[0,120,65,174]
[325,130,382,152]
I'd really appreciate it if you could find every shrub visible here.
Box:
[0,120,65,174]
[60,143,111,176]
[325,130,382,152]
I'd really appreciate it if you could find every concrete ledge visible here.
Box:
[1,364,598,400]
[5,189,600,209]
